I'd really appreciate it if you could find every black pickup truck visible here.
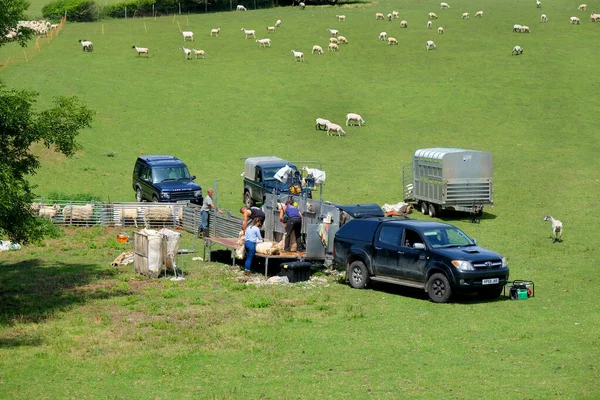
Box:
[333,204,509,303]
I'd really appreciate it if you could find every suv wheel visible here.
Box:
[420,202,428,215]
[136,188,143,202]
[427,273,452,303]
[349,260,369,289]
[478,286,503,300]
[244,191,254,208]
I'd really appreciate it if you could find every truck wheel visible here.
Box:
[136,188,143,202]
[420,202,428,215]
[428,204,437,218]
[152,195,159,203]
[244,191,254,208]
[478,286,503,300]
[349,261,369,289]
[427,273,452,303]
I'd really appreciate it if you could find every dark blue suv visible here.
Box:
[132,155,203,204]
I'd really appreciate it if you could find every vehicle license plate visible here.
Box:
[482,278,499,285]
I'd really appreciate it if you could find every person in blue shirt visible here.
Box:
[280,200,303,252]
[244,218,263,273]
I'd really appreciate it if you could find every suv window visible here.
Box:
[140,165,151,182]
[402,228,423,248]
[378,226,402,246]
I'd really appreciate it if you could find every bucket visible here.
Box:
[116,233,129,243]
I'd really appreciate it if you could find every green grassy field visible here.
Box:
[1,0,600,398]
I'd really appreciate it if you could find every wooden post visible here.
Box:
[125,6,127,19]
[186,16,189,25]
[23,50,28,62]
[144,21,148,33]
[177,20,181,31]
[102,24,104,35]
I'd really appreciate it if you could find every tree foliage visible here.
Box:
[0,0,35,48]
[0,84,95,244]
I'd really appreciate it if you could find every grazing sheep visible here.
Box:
[337,35,348,44]
[180,30,194,41]
[329,37,339,44]
[392,11,399,19]
[328,42,339,51]
[210,28,220,36]
[326,122,346,136]
[541,14,548,22]
[180,46,192,60]
[192,49,206,58]
[536,0,541,8]
[267,26,276,33]
[520,25,530,33]
[400,20,408,28]
[427,21,433,29]
[299,2,305,9]
[312,45,323,54]
[236,4,247,11]
[241,28,256,39]
[440,2,450,9]
[438,26,444,34]
[570,16,581,24]
[275,19,282,27]
[255,38,271,47]
[346,113,366,126]
[429,12,438,19]
[336,15,346,22]
[132,45,149,57]
[590,13,600,22]
[543,215,563,242]
[512,45,523,55]
[315,118,330,130]
[328,28,339,37]
[63,204,94,224]
[462,12,470,19]
[475,10,483,17]
[376,12,385,20]
[578,4,587,11]
[513,24,522,32]
[426,40,437,50]
[378,31,387,40]
[388,37,398,45]
[388,13,393,21]
[50,23,59,31]
[78,39,93,52]
[291,50,304,62]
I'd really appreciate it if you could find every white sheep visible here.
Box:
[400,20,408,28]
[376,12,385,20]
[120,208,140,227]
[312,45,323,54]
[543,216,563,243]
[512,45,523,55]
[513,24,522,32]
[236,4,247,11]
[328,42,339,51]
[275,19,282,27]
[427,21,433,29]
[50,23,59,31]
[388,13,393,21]
[429,12,438,19]
[315,118,330,130]
[328,28,339,37]
[337,35,348,44]
[210,28,220,36]
[267,26,276,34]
[181,46,192,60]
[541,14,548,22]
[378,31,387,40]
[291,50,304,62]
[241,28,256,39]
[181,30,194,41]
[440,2,450,9]
[570,16,581,24]
[63,204,94,224]
[392,11,399,19]
[388,37,398,45]
[520,25,530,33]
[78,39,93,52]
[336,15,346,22]
[132,45,149,57]
[329,37,339,44]
[299,2,305,9]
[578,4,587,11]
[192,49,206,58]
[475,10,484,17]
[591,13,600,22]
[326,122,346,136]
[255,38,271,47]
[346,113,366,126]
[33,204,61,219]
[536,0,541,8]
[462,12,470,19]
[426,40,437,50]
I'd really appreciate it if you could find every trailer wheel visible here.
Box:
[428,204,437,218]
[420,202,428,215]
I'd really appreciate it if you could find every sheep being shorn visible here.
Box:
[543,215,563,242]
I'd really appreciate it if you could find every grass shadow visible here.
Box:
[0,258,128,329]
[370,281,510,304]
[436,209,498,224]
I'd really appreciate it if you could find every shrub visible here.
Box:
[42,0,99,22]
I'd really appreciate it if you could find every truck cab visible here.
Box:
[242,156,312,208]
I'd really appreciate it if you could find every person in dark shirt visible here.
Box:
[240,206,266,231]
[280,200,303,252]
